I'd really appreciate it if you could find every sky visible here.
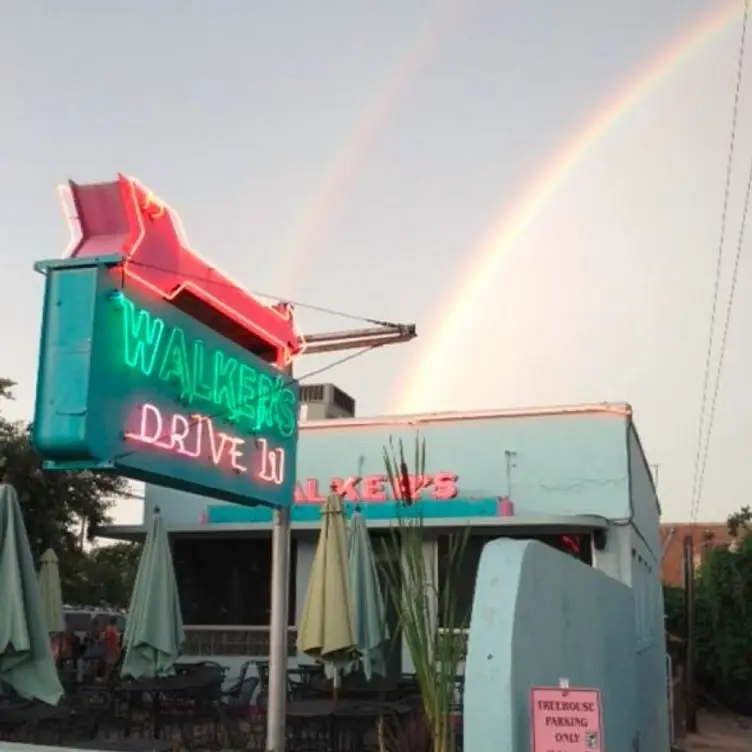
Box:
[0,0,750,525]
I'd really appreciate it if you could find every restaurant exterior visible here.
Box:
[101,400,666,712]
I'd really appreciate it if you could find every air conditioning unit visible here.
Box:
[299,383,355,420]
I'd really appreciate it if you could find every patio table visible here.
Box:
[286,699,411,752]
[332,678,404,701]
[64,739,172,751]
[0,700,71,743]
[115,665,223,740]
[286,699,410,716]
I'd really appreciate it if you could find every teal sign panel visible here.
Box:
[32,255,299,508]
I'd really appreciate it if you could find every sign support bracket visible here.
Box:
[266,321,416,752]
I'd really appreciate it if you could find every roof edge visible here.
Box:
[626,417,661,517]
[301,402,633,431]
[96,514,608,540]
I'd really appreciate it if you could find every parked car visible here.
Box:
[63,607,126,639]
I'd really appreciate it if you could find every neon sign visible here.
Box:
[119,296,297,439]
[125,404,287,487]
[294,472,460,503]
[32,256,299,508]
[58,174,304,368]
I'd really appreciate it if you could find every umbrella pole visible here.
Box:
[267,506,292,752]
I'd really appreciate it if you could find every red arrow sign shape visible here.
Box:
[60,174,304,367]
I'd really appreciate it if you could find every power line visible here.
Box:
[90,254,414,458]
[693,149,752,520]
[295,343,386,382]
[690,0,749,521]
[127,259,400,328]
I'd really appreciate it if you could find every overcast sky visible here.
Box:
[1,0,749,525]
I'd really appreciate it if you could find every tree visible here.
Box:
[64,542,142,609]
[727,505,752,538]
[0,378,128,574]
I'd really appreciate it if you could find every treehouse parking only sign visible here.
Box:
[530,687,603,751]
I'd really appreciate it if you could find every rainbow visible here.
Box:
[394,1,744,414]
[271,0,462,293]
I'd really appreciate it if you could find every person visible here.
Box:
[64,626,85,682]
[65,626,84,661]
[82,617,104,679]
[103,616,121,674]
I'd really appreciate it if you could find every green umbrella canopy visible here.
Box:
[0,484,64,705]
[38,549,65,635]
[347,510,388,680]
[121,509,185,679]
[297,494,356,667]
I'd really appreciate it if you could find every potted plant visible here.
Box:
[379,436,468,752]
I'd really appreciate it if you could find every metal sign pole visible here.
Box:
[264,328,416,751]
[266,504,291,751]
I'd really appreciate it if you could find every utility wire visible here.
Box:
[690,0,749,521]
[295,343,386,382]
[127,259,401,328]
[693,151,752,521]
[96,255,396,458]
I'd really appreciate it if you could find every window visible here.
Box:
[437,532,593,628]
[172,536,297,626]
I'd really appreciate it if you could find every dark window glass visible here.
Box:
[437,532,593,628]
[172,537,297,626]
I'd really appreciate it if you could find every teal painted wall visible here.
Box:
[464,539,638,752]
[149,411,632,525]
[627,425,670,750]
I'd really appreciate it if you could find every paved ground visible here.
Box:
[683,710,752,750]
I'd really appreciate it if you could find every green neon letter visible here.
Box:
[236,364,257,426]
[191,340,213,403]
[158,326,192,400]
[255,373,274,431]
[213,350,238,419]
[274,385,297,439]
[121,298,165,376]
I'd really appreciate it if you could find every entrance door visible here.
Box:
[371,532,402,679]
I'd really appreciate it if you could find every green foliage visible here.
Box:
[0,378,129,598]
[380,436,467,752]
[693,535,752,712]
[663,584,685,639]
[63,542,143,609]
[670,513,752,715]
[727,505,752,537]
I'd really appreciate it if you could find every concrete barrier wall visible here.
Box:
[464,539,639,751]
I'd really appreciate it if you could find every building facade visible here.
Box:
[102,402,666,701]
[660,522,734,587]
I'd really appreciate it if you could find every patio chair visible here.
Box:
[246,691,268,751]
[224,659,253,693]
[221,676,260,749]
[61,687,113,743]
[254,660,270,690]
[223,676,259,713]
[168,664,227,750]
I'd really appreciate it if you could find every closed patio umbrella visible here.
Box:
[38,549,65,636]
[297,493,356,690]
[0,484,64,705]
[121,508,184,679]
[347,509,388,680]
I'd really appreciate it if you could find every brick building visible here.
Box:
[660,523,734,586]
